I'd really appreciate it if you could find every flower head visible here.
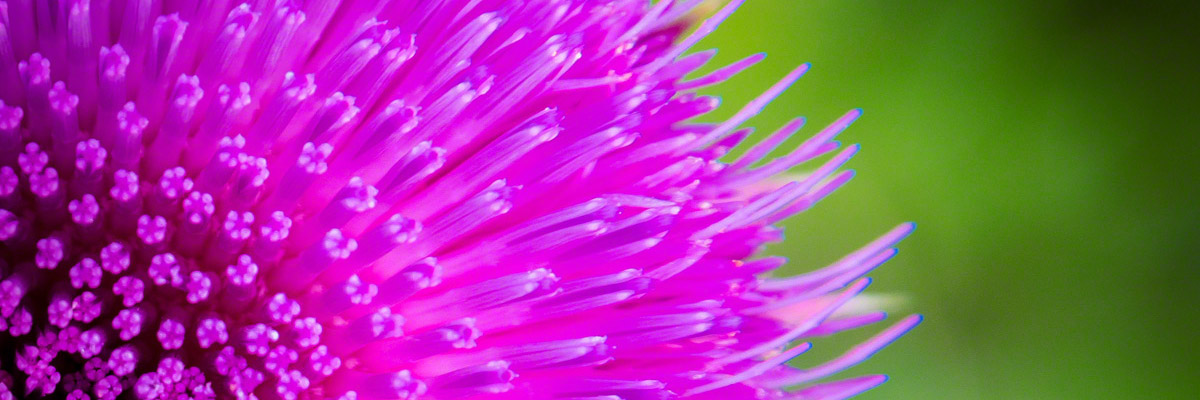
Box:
[0,0,918,399]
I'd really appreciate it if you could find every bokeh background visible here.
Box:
[692,1,1199,399]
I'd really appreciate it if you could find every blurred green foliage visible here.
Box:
[693,1,1200,398]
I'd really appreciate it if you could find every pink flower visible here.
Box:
[0,0,918,399]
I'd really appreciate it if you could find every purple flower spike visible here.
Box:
[287,318,322,350]
[186,271,214,304]
[112,308,146,341]
[8,308,31,336]
[113,103,148,171]
[242,323,280,357]
[0,170,18,206]
[157,358,186,384]
[276,369,311,400]
[34,235,64,270]
[94,375,123,400]
[266,292,302,324]
[56,326,83,355]
[67,389,90,400]
[75,140,107,175]
[306,345,342,380]
[212,210,254,264]
[30,172,62,205]
[137,214,170,247]
[79,328,107,359]
[177,191,215,255]
[225,254,259,287]
[18,143,48,176]
[0,274,28,317]
[84,358,109,382]
[157,317,187,350]
[0,1,920,399]
[299,142,333,175]
[306,274,377,319]
[133,372,164,400]
[196,316,230,349]
[18,53,50,86]
[15,345,41,372]
[151,167,194,215]
[113,276,144,307]
[26,362,62,395]
[148,252,183,287]
[232,367,265,397]
[108,345,139,377]
[47,295,74,328]
[183,192,215,225]
[99,241,131,275]
[68,195,102,236]
[0,101,23,134]
[109,169,139,202]
[212,346,243,377]
[265,345,300,376]
[69,258,102,289]
[72,291,102,323]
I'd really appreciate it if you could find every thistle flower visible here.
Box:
[0,0,919,399]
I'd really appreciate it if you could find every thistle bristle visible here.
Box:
[0,1,916,399]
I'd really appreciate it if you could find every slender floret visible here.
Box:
[0,0,918,399]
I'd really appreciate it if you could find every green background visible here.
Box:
[694,1,1199,398]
